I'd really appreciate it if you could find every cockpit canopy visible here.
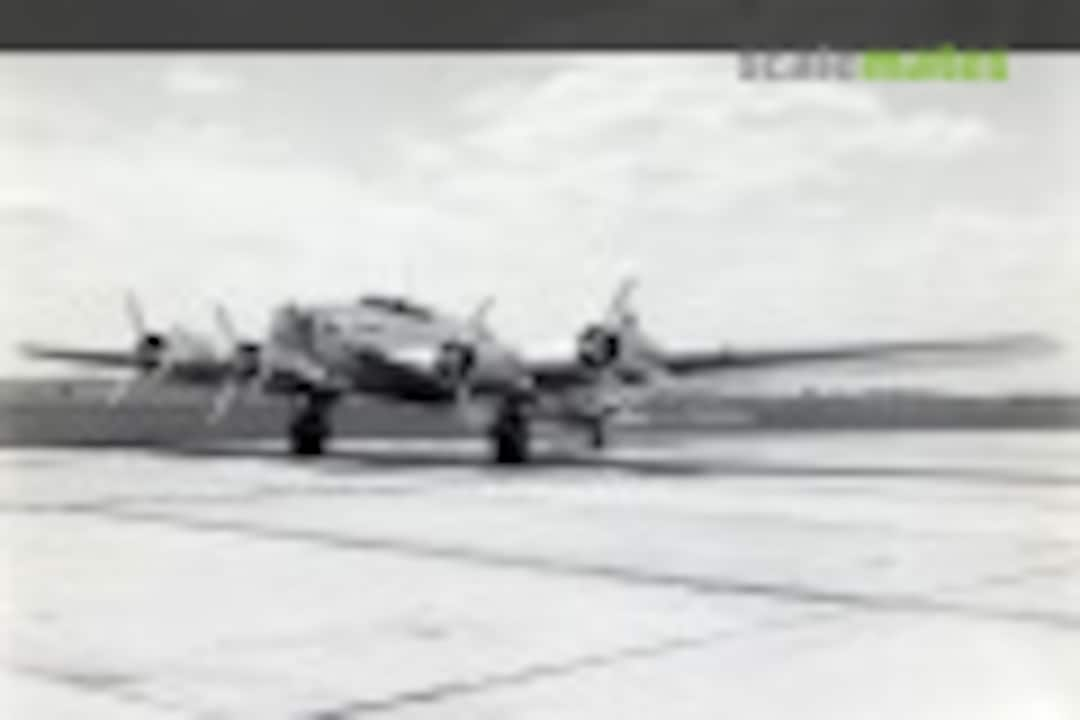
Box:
[356,295,435,321]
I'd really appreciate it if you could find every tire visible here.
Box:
[588,420,607,450]
[493,428,528,464]
[288,403,329,457]
[290,428,325,456]
[489,402,531,464]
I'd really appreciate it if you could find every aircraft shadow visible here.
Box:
[153,441,716,477]
[148,441,1080,488]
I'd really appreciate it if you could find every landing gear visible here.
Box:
[288,392,335,457]
[587,418,608,450]
[488,395,531,464]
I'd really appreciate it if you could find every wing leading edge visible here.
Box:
[20,344,141,368]
[662,334,1055,375]
[528,333,1056,392]
[20,343,234,385]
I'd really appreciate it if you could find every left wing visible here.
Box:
[528,334,1056,392]
[662,334,1054,375]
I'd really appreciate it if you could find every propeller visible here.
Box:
[577,277,639,370]
[576,277,673,418]
[106,292,174,406]
[434,296,496,420]
[206,303,264,424]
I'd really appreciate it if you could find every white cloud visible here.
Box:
[163,60,240,98]
[390,57,997,224]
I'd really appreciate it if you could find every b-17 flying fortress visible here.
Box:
[22,280,1054,463]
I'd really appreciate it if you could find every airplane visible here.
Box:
[21,281,1056,464]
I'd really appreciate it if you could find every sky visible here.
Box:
[0,53,1076,393]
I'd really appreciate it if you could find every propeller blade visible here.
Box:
[149,350,178,381]
[207,381,241,425]
[606,277,639,323]
[124,291,147,336]
[439,296,497,408]
[454,382,472,409]
[214,304,239,346]
[106,375,139,406]
[258,343,279,387]
[467,296,495,336]
[107,347,173,406]
[453,386,491,429]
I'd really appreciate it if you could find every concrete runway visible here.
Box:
[2,431,1079,719]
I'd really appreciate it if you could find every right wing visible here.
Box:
[20,343,234,386]
[21,339,455,401]
[20,344,142,368]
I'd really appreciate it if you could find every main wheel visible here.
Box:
[492,426,529,464]
[489,400,531,464]
[587,419,607,450]
[289,424,326,456]
[288,395,332,457]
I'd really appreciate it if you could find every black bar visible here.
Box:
[0,0,1074,49]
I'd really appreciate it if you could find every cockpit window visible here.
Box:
[358,295,434,320]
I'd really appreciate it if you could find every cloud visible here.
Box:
[388,57,997,227]
[163,60,241,98]
[356,56,1003,321]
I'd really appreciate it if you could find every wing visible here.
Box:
[662,334,1055,376]
[21,343,235,386]
[528,334,1056,391]
[23,339,454,400]
[21,344,141,368]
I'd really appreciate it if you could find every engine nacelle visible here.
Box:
[577,325,621,369]
[434,340,477,387]
[231,342,261,381]
[134,334,167,371]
